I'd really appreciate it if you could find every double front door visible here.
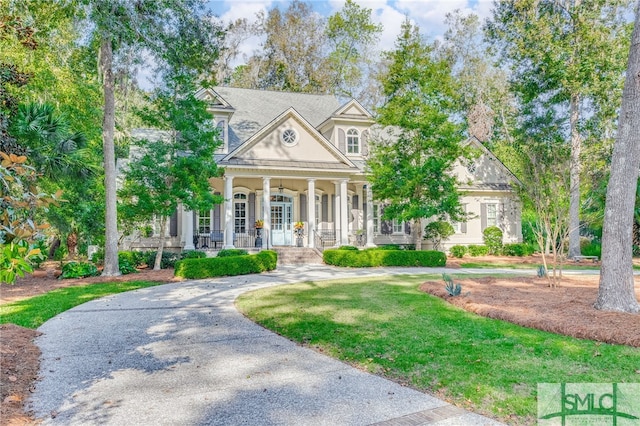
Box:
[271,195,292,246]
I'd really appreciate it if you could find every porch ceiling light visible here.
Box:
[278,180,283,193]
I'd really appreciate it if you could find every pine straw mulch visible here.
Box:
[420,274,640,347]
[1,267,178,425]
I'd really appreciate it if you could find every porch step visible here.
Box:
[274,247,324,265]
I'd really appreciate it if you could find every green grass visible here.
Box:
[236,274,640,425]
[0,281,167,329]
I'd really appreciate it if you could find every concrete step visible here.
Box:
[274,247,323,265]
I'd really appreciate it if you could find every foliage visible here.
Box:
[467,245,489,257]
[143,251,180,269]
[582,242,602,258]
[0,241,42,284]
[118,251,145,268]
[442,273,462,296]
[368,19,466,251]
[237,275,640,424]
[59,261,99,279]
[174,250,277,279]
[118,258,137,275]
[91,247,105,266]
[423,221,455,251]
[338,245,359,251]
[0,280,168,329]
[323,249,446,268]
[53,245,67,261]
[180,250,206,259]
[482,226,503,255]
[217,249,249,257]
[502,243,535,257]
[449,245,467,258]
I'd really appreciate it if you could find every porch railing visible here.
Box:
[193,229,267,250]
[313,228,339,252]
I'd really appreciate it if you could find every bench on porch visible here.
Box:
[210,231,224,248]
[573,255,599,263]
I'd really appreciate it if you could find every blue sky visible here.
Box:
[206,0,494,56]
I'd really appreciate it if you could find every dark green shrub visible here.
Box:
[118,258,137,275]
[502,243,535,257]
[323,249,445,267]
[53,245,67,261]
[482,226,503,255]
[424,221,455,251]
[339,245,359,251]
[582,242,602,257]
[144,251,180,269]
[449,245,467,258]
[180,250,207,259]
[60,262,99,279]
[174,250,278,279]
[442,274,462,296]
[467,245,489,256]
[118,251,145,267]
[91,247,105,266]
[217,249,249,257]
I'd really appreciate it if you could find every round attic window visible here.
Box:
[281,129,298,146]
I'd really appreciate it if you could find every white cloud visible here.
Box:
[217,0,273,23]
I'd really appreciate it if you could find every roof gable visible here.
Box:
[194,88,233,109]
[221,108,357,171]
[333,99,373,119]
[458,137,521,189]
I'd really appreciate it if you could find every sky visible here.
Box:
[206,0,495,62]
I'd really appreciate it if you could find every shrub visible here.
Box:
[339,245,359,251]
[217,249,249,257]
[482,226,503,255]
[181,250,207,259]
[174,250,277,279]
[91,247,105,266]
[449,245,467,258]
[467,245,489,256]
[60,261,99,279]
[424,221,455,251]
[442,273,462,296]
[582,242,602,257]
[323,249,445,267]
[502,243,535,257]
[53,245,67,261]
[118,251,145,267]
[144,251,180,269]
[118,258,137,275]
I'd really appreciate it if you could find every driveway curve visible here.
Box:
[29,265,512,425]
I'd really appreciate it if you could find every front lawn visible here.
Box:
[236,274,640,425]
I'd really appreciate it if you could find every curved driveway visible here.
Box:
[28,265,526,425]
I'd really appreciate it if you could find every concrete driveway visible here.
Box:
[29,265,510,425]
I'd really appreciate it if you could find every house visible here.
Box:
[127,87,521,253]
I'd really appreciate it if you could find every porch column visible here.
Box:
[333,181,341,246]
[223,175,235,249]
[365,184,375,247]
[340,179,349,245]
[183,205,195,250]
[307,179,315,248]
[262,177,270,249]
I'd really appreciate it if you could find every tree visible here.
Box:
[119,78,223,270]
[326,0,382,99]
[486,0,633,259]
[87,0,223,276]
[595,4,640,313]
[367,19,466,251]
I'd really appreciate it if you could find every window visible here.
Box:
[315,195,321,226]
[392,219,404,234]
[347,128,360,154]
[281,128,298,146]
[486,203,498,227]
[373,204,379,234]
[198,211,211,234]
[216,120,225,142]
[234,193,247,233]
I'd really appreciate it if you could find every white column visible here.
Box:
[334,181,341,246]
[183,205,195,250]
[223,175,235,249]
[340,179,349,245]
[307,179,315,248]
[366,184,376,247]
[262,177,270,249]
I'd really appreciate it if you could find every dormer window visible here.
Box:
[347,128,360,154]
[216,120,226,143]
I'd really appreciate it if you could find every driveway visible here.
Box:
[29,265,510,425]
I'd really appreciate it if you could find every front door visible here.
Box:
[271,195,293,246]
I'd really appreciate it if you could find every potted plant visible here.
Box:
[255,219,264,229]
[254,220,264,247]
[294,221,304,247]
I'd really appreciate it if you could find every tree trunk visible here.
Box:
[154,216,167,271]
[414,219,422,251]
[100,36,121,277]
[568,93,582,259]
[66,232,77,258]
[595,5,640,313]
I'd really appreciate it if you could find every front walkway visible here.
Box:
[29,265,512,425]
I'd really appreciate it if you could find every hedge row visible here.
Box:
[323,248,446,267]
[174,250,277,279]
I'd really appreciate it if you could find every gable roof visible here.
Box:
[210,87,341,152]
[220,107,358,172]
[461,136,522,189]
